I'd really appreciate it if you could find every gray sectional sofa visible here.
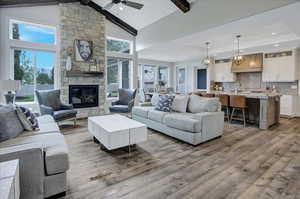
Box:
[132,95,224,145]
[0,115,69,199]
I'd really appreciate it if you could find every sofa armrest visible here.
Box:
[0,144,44,199]
[195,112,224,141]
[111,100,121,106]
[40,105,54,116]
[60,104,73,110]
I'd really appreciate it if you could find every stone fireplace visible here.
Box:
[59,3,106,117]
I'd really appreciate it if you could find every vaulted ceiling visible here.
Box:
[93,0,195,30]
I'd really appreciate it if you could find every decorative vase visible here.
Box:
[66,56,72,71]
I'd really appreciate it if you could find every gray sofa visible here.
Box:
[132,95,224,145]
[0,115,69,199]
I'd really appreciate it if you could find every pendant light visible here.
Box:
[233,35,244,65]
[202,42,214,67]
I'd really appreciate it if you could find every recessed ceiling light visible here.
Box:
[274,44,280,47]
[119,5,124,11]
[271,32,277,36]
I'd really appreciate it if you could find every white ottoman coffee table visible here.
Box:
[88,114,147,151]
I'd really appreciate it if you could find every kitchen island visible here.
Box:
[212,91,281,129]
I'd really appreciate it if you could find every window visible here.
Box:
[10,20,56,45]
[107,38,131,54]
[9,19,57,103]
[14,49,55,102]
[107,57,132,97]
[140,65,170,93]
[197,69,207,90]
[177,67,186,93]
[142,65,156,93]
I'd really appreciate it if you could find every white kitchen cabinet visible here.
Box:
[280,95,297,117]
[263,50,298,82]
[213,62,236,82]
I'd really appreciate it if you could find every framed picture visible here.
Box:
[74,39,93,62]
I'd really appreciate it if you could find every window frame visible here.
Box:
[106,37,134,99]
[7,17,58,104]
[9,19,57,45]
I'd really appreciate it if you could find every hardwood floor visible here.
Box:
[59,118,300,199]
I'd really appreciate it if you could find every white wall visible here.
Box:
[0,5,60,80]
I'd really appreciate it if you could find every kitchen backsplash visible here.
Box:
[220,72,298,95]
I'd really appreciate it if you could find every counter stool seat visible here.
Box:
[215,94,230,121]
[229,95,248,127]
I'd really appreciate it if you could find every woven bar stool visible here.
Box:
[201,93,215,98]
[229,95,248,127]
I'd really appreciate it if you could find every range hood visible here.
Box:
[231,53,263,73]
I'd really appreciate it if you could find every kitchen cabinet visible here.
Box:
[262,50,298,82]
[213,61,236,82]
[280,95,297,117]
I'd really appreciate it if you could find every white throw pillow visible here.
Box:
[151,93,160,106]
[188,94,220,113]
[172,95,189,113]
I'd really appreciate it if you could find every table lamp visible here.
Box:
[0,80,21,104]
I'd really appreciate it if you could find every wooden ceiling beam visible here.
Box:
[82,0,138,36]
[0,0,138,36]
[170,0,190,13]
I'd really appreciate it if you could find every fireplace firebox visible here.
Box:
[69,85,99,108]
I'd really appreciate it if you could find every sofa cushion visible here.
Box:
[16,106,39,131]
[148,110,169,123]
[155,95,174,112]
[53,110,77,121]
[150,93,160,106]
[0,104,24,142]
[188,94,220,113]
[172,95,189,113]
[37,115,55,124]
[132,106,154,118]
[163,113,202,133]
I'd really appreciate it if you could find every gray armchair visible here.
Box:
[109,88,137,113]
[35,89,77,125]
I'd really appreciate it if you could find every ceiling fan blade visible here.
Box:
[121,0,144,9]
[103,2,115,10]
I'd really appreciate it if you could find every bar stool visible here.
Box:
[229,95,248,127]
[215,94,230,121]
[201,93,215,98]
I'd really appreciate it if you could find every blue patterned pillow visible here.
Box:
[16,106,39,131]
[155,95,175,112]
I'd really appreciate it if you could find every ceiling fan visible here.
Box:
[103,0,144,10]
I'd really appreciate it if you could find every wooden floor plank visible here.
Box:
[57,118,300,199]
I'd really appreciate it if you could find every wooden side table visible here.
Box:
[0,160,20,199]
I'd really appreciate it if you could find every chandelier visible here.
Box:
[233,35,245,65]
[201,42,214,67]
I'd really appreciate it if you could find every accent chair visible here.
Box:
[109,88,137,113]
[35,89,77,125]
